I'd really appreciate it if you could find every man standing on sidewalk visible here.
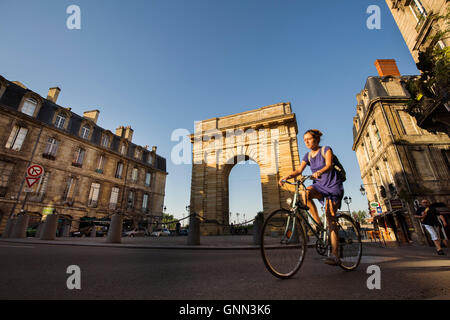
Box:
[415,199,447,255]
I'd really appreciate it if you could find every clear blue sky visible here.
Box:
[0,0,419,221]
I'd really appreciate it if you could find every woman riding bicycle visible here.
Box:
[279,129,344,266]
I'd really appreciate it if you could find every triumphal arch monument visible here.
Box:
[189,102,302,235]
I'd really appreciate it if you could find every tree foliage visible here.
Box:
[405,10,450,118]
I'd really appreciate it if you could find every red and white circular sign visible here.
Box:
[27,165,44,177]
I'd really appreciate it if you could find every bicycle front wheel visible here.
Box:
[336,214,362,271]
[260,209,307,279]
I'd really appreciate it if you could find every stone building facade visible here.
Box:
[0,75,167,234]
[352,60,450,244]
[385,0,449,63]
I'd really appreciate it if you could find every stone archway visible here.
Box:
[189,102,301,235]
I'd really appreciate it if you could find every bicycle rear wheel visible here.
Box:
[336,214,362,271]
[260,209,307,279]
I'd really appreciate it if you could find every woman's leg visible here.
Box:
[326,198,339,258]
[304,186,323,226]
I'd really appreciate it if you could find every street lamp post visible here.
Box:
[185,205,190,228]
[343,196,352,214]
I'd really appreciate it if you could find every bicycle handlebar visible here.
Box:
[281,175,313,185]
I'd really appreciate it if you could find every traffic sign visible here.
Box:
[27,165,43,177]
[370,202,380,208]
[377,207,383,214]
[24,164,44,191]
[25,176,41,188]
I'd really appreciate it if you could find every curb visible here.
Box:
[0,239,316,250]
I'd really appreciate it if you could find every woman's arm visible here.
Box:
[279,161,307,186]
[312,148,333,179]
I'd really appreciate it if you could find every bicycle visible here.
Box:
[260,176,363,279]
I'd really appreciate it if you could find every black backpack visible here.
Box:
[309,147,346,182]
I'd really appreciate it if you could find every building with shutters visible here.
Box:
[352,60,450,245]
[0,75,168,235]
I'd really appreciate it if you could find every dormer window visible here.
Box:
[55,114,66,129]
[81,125,90,140]
[147,154,155,165]
[135,148,142,160]
[120,143,127,156]
[21,98,37,116]
[101,134,110,148]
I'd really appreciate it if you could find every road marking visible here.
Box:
[0,245,35,249]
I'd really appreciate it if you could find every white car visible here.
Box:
[123,228,148,237]
[150,228,171,237]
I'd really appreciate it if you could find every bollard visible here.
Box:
[35,223,43,238]
[11,214,30,238]
[40,214,58,240]
[187,214,200,245]
[106,214,123,243]
[62,224,71,237]
[252,220,262,245]
[1,217,15,239]
[90,225,97,238]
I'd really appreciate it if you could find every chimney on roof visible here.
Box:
[374,59,401,77]
[47,87,61,103]
[83,110,100,124]
[124,126,133,142]
[116,126,125,138]
[152,146,157,153]
[116,126,133,142]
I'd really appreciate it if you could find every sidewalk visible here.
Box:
[1,234,444,254]
[0,235,264,250]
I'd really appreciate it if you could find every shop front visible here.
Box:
[373,210,412,244]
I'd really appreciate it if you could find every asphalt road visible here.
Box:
[0,242,449,300]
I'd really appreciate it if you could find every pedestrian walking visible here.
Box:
[415,199,447,255]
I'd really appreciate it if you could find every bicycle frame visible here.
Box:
[284,177,329,247]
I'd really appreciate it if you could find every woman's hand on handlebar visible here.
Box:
[279,177,288,187]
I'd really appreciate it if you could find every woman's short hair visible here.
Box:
[304,129,323,143]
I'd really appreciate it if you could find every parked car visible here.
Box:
[179,229,188,236]
[123,227,148,237]
[70,231,83,237]
[73,226,108,237]
[150,228,170,237]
